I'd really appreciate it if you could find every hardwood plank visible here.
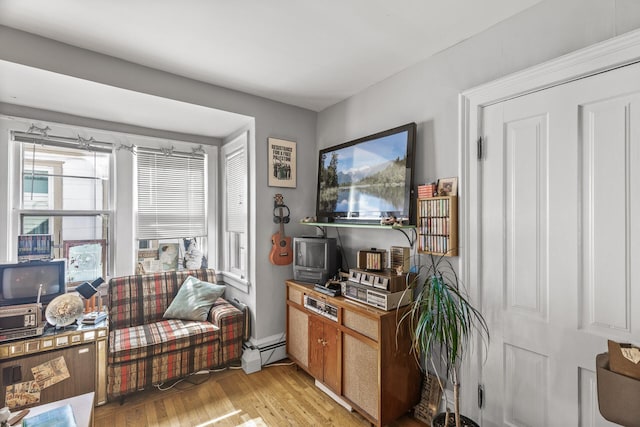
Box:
[95,363,427,427]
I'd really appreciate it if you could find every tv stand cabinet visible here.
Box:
[0,321,107,410]
[286,280,420,426]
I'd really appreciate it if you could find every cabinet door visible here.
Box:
[343,334,379,420]
[308,316,324,380]
[322,322,340,393]
[308,317,340,394]
[0,344,96,409]
[287,305,309,369]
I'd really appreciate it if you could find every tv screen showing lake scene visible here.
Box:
[317,124,415,222]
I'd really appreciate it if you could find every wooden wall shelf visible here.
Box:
[300,222,416,247]
[417,196,458,256]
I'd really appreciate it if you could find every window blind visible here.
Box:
[137,151,206,240]
[225,149,246,233]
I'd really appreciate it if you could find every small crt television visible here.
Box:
[293,237,337,284]
[0,259,66,307]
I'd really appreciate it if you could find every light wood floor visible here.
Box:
[94,362,427,427]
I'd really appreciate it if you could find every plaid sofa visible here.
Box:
[106,269,244,400]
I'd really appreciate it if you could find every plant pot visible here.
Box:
[432,412,479,427]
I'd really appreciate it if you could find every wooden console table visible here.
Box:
[0,321,107,410]
[286,280,420,426]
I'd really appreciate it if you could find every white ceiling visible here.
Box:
[0,0,541,136]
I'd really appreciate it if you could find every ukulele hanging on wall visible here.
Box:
[269,194,293,266]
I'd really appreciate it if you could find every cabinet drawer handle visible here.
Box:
[317,338,323,344]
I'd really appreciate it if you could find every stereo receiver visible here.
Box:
[341,281,412,311]
[0,303,42,331]
[304,295,338,322]
[348,268,413,293]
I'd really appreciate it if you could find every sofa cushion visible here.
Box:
[163,276,225,321]
[108,317,221,364]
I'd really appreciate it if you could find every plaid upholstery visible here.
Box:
[108,269,218,331]
[209,299,243,362]
[106,269,244,400]
[109,317,220,364]
[106,343,221,400]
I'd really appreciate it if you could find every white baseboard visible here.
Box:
[315,380,353,412]
[243,332,287,369]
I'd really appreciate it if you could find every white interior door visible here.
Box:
[480,61,640,427]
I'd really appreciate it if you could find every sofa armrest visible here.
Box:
[209,298,244,362]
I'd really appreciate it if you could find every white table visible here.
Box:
[19,391,94,427]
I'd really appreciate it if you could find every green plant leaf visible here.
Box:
[398,252,490,424]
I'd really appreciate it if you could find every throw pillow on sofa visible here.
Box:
[163,275,226,321]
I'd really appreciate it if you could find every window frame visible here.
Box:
[2,117,247,289]
[11,133,115,284]
[220,130,250,290]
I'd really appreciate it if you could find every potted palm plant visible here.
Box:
[400,254,489,427]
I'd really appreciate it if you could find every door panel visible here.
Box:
[581,95,639,334]
[504,344,548,427]
[480,61,640,427]
[505,114,548,320]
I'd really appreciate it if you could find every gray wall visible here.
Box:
[0,25,317,346]
[3,0,640,353]
[316,0,640,269]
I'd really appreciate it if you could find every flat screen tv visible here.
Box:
[316,122,417,224]
[0,259,66,306]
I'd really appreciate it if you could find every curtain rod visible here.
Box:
[136,145,205,159]
[11,131,206,158]
[12,131,113,153]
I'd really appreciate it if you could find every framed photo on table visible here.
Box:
[436,177,458,196]
[63,239,107,283]
[268,137,297,188]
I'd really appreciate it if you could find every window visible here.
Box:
[222,132,248,280]
[22,169,51,234]
[15,135,112,284]
[136,148,207,272]
[5,120,239,282]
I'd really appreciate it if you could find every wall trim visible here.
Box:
[459,27,640,421]
[245,332,287,366]
[218,271,251,293]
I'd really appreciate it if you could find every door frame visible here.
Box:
[459,28,640,421]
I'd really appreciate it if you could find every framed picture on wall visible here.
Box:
[268,137,297,188]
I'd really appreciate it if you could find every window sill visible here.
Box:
[218,271,250,293]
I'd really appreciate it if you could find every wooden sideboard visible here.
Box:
[286,280,420,426]
[0,321,107,410]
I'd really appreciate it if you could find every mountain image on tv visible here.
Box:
[318,131,409,218]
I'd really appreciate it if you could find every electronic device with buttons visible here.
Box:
[303,295,338,322]
[0,304,44,343]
